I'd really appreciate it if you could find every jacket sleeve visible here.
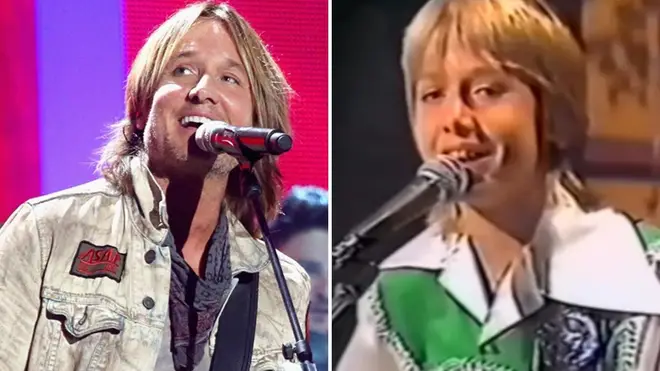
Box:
[0,203,45,369]
[335,285,400,371]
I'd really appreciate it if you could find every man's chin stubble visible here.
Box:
[208,154,238,177]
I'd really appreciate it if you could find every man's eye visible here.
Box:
[173,66,195,76]
[221,75,240,85]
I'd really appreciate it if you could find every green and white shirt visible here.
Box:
[338,207,660,371]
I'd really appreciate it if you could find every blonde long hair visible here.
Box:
[401,0,600,230]
[96,2,292,236]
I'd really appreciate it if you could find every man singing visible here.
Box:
[0,2,310,370]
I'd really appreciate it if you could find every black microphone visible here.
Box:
[333,157,474,270]
[195,121,293,157]
[332,157,475,328]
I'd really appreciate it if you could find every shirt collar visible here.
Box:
[380,206,660,344]
[128,156,269,273]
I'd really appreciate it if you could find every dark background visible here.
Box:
[331,0,583,363]
[332,0,426,242]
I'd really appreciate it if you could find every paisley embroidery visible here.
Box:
[366,284,420,371]
[431,358,515,371]
[536,308,601,370]
[644,249,660,280]
[604,316,647,371]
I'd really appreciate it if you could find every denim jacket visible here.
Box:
[0,157,311,370]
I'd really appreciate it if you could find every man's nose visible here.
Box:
[188,74,219,105]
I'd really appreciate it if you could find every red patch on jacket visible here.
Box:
[69,241,126,282]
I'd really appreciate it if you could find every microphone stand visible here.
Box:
[332,183,437,322]
[332,215,427,364]
[332,159,472,325]
[332,234,402,323]
[332,234,368,322]
[237,157,316,371]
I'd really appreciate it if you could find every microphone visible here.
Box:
[333,157,474,269]
[195,121,293,157]
[332,157,475,328]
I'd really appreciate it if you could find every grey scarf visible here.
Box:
[168,212,233,370]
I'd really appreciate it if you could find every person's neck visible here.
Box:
[155,172,229,253]
[457,173,548,292]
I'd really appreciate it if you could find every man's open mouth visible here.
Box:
[180,115,214,128]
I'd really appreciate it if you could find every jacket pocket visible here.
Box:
[39,298,125,371]
[46,299,124,338]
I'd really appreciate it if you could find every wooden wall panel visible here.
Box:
[580,0,660,225]
[584,0,660,141]
[588,181,660,224]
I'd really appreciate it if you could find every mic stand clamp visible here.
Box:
[237,156,317,371]
[332,282,360,322]
[332,233,360,271]
[331,234,371,322]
